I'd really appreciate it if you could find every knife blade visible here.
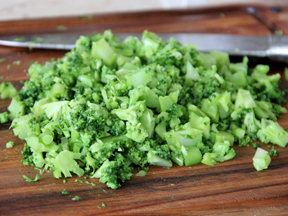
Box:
[0,33,287,61]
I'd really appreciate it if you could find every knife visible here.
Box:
[0,33,287,62]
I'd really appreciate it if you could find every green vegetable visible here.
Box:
[23,174,40,182]
[253,142,260,149]
[6,141,14,148]
[13,61,21,65]
[0,112,9,123]
[270,146,279,157]
[75,179,83,183]
[136,170,147,176]
[62,189,70,195]
[56,25,67,31]
[253,148,271,171]
[2,30,288,189]
[15,37,25,42]
[102,202,106,207]
[0,82,17,99]
[72,195,81,201]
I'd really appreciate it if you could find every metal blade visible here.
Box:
[0,33,271,57]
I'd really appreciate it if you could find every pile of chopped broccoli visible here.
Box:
[1,30,288,189]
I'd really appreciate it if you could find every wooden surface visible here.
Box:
[1,5,288,216]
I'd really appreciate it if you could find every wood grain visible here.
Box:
[0,5,288,216]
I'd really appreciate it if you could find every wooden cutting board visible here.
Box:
[1,5,288,216]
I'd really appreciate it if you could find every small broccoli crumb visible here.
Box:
[62,189,70,195]
[170,184,175,186]
[56,25,67,31]
[136,170,147,176]
[14,37,25,42]
[0,58,6,63]
[72,195,81,201]
[97,206,101,209]
[6,141,14,148]
[23,174,40,182]
[270,146,279,157]
[7,65,10,70]
[33,37,47,43]
[79,15,93,20]
[75,179,83,183]
[253,142,260,149]
[102,202,106,208]
[63,179,66,184]
[85,180,96,186]
[275,29,283,36]
[13,61,21,65]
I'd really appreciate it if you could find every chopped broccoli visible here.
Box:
[270,146,279,157]
[2,30,288,189]
[253,148,271,171]
[23,174,40,182]
[72,195,81,201]
[6,141,14,148]
[0,82,17,99]
[136,170,147,176]
[257,119,288,147]
[0,112,9,123]
[62,189,70,195]
[253,142,260,149]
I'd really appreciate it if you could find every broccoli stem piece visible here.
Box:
[253,148,271,171]
[0,82,17,99]
[0,112,9,123]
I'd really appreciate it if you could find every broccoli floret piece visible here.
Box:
[42,101,69,121]
[270,146,279,157]
[21,143,34,166]
[52,150,85,178]
[257,119,288,147]
[62,189,70,195]
[18,80,42,109]
[0,112,9,123]
[91,153,133,189]
[72,195,81,201]
[6,141,14,148]
[11,114,33,139]
[8,96,25,120]
[250,68,286,104]
[90,139,121,167]
[202,141,236,166]
[253,142,260,149]
[0,82,17,99]
[147,149,172,167]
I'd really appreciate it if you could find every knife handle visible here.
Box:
[268,36,288,62]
